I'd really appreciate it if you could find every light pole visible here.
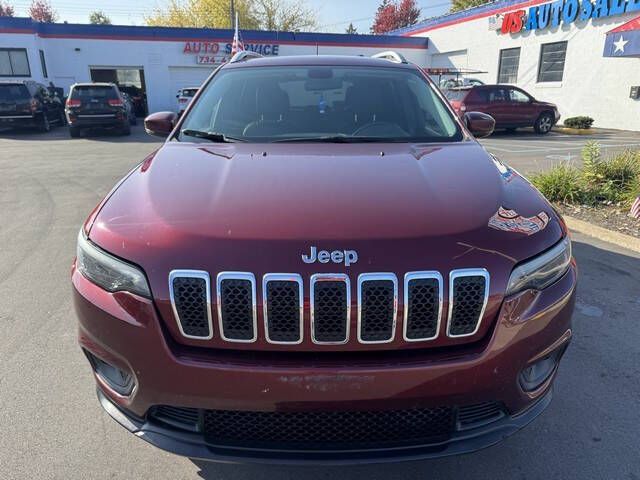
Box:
[230,0,235,29]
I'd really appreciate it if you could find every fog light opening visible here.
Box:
[519,349,563,392]
[84,350,135,396]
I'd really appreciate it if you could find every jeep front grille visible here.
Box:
[169,270,213,339]
[310,274,350,344]
[404,272,443,341]
[169,269,489,345]
[357,274,398,344]
[263,274,303,344]
[217,273,257,343]
[447,269,490,338]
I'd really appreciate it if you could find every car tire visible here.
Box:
[59,111,67,126]
[39,114,51,133]
[121,123,131,136]
[130,115,137,126]
[534,112,554,134]
[69,126,81,138]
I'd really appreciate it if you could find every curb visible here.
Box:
[563,215,640,253]
[553,127,601,135]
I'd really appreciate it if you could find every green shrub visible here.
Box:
[530,163,584,203]
[530,143,640,207]
[564,116,594,129]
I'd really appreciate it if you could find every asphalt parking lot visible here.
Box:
[480,128,640,172]
[1,125,639,479]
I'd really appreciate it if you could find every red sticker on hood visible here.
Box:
[488,207,550,236]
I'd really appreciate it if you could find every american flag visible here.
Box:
[231,12,244,56]
[630,195,640,219]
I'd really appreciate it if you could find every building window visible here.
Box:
[0,48,31,77]
[537,41,567,83]
[39,50,48,78]
[497,48,520,84]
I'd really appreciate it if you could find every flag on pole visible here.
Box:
[231,12,244,56]
[630,195,640,219]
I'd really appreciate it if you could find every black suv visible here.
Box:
[0,80,65,132]
[65,83,131,137]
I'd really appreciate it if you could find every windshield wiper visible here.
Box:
[272,135,390,143]
[181,129,246,143]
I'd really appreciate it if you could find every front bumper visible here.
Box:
[74,262,576,463]
[0,114,39,128]
[98,386,553,464]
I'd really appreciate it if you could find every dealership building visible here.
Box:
[396,0,640,130]
[0,17,427,114]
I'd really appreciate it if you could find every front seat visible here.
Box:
[242,83,290,137]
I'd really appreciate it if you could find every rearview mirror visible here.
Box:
[464,111,495,138]
[144,111,177,138]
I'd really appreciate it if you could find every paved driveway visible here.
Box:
[0,126,639,479]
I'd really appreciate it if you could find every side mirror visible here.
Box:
[144,111,177,138]
[464,111,495,138]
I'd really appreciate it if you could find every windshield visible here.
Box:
[0,84,30,102]
[71,86,118,100]
[179,65,462,143]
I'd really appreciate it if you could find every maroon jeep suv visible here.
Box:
[446,85,561,134]
[72,52,576,464]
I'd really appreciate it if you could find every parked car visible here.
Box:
[120,92,138,125]
[446,85,560,134]
[73,52,576,464]
[118,84,147,117]
[176,87,199,115]
[0,80,65,132]
[65,83,131,137]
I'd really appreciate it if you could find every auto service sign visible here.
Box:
[183,41,280,64]
[490,0,640,34]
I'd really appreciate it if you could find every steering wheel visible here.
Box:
[352,121,409,137]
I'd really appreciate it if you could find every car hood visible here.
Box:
[89,140,564,345]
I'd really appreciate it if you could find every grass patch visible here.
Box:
[530,141,640,207]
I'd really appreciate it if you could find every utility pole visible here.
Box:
[230,0,235,29]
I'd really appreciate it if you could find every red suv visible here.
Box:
[73,52,576,464]
[446,85,561,134]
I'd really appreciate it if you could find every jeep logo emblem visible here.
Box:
[301,246,358,267]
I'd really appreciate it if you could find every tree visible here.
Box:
[345,22,357,34]
[0,1,15,16]
[371,0,420,34]
[89,11,112,25]
[253,0,317,32]
[450,0,492,13]
[146,0,260,29]
[146,0,317,31]
[29,0,58,22]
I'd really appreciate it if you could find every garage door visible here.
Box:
[430,50,469,69]
[168,66,214,98]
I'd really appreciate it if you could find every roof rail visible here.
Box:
[229,51,263,63]
[371,51,408,64]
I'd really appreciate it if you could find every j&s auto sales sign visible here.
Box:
[490,0,640,34]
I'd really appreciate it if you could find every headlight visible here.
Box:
[76,230,151,297]
[506,237,572,296]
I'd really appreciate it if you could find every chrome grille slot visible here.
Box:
[263,274,303,344]
[217,272,257,343]
[447,269,490,338]
[357,273,398,344]
[169,270,213,339]
[403,272,442,341]
[310,274,350,344]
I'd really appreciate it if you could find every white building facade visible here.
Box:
[0,17,428,113]
[395,0,640,130]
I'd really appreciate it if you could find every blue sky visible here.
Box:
[6,0,450,33]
